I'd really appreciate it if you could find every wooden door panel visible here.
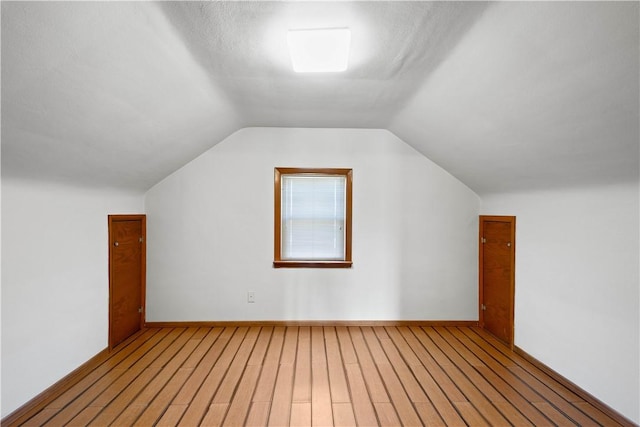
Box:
[109,216,145,349]
[480,216,515,346]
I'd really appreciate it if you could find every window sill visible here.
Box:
[273,260,353,269]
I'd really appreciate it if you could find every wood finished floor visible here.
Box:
[13,326,625,426]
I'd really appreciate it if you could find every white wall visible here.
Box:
[1,177,143,417]
[481,182,639,424]
[145,128,480,322]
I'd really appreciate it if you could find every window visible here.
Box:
[274,167,352,268]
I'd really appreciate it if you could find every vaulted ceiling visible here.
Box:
[2,1,638,194]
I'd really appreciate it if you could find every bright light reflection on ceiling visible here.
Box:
[287,28,351,73]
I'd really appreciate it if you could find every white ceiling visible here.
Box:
[2,1,638,194]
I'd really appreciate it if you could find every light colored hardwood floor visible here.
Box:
[7,326,630,426]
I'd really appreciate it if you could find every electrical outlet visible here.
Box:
[247,292,255,303]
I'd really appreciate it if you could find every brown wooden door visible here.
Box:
[109,215,146,349]
[479,215,515,347]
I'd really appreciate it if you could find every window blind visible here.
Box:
[281,174,346,260]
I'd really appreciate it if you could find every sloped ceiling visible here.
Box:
[2,1,638,194]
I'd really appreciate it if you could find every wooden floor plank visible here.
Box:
[429,327,508,403]
[222,364,262,425]
[133,368,193,426]
[377,332,431,403]
[292,326,311,403]
[148,327,199,368]
[44,328,163,411]
[177,327,249,426]
[454,401,491,427]
[134,328,227,426]
[343,363,379,427]
[38,329,165,425]
[156,404,188,426]
[201,403,228,427]
[324,327,351,404]
[12,325,625,427]
[402,326,469,403]
[311,326,334,427]
[361,326,390,366]
[473,327,585,402]
[494,401,536,426]
[66,406,103,425]
[455,327,580,425]
[267,364,295,426]
[280,326,299,365]
[181,327,224,369]
[87,367,161,426]
[373,402,401,426]
[247,326,274,366]
[265,326,298,426]
[20,408,59,427]
[112,333,201,425]
[414,401,447,427]
[362,327,422,426]
[212,326,261,404]
[384,326,421,366]
[457,327,520,367]
[576,401,626,427]
[252,361,280,403]
[534,402,581,426]
[43,328,180,426]
[377,332,450,426]
[386,326,466,426]
[376,363,423,426]
[252,327,285,403]
[452,327,547,402]
[245,401,271,427]
[290,402,311,427]
[332,402,357,427]
[510,366,603,426]
[264,326,286,365]
[416,327,511,426]
[349,327,390,403]
[469,328,614,426]
[89,328,198,425]
[335,326,358,365]
[474,364,557,426]
[172,326,236,405]
[438,327,556,426]
[87,367,142,408]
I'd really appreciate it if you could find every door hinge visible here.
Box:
[481,304,487,311]
[138,307,143,313]
[481,237,486,244]
[139,237,144,243]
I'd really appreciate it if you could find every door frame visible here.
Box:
[479,215,516,348]
[108,214,146,350]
